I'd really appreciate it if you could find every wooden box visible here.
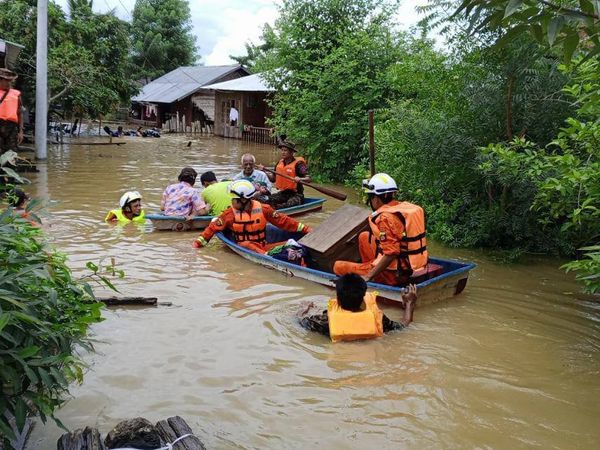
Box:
[299,204,371,271]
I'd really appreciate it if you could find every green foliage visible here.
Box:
[256,0,405,181]
[452,0,600,64]
[0,211,105,443]
[131,0,198,82]
[0,0,136,117]
[562,246,600,294]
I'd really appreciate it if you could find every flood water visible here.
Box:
[25,134,600,449]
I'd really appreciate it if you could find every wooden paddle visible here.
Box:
[261,166,347,201]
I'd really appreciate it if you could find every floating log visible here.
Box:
[98,296,158,306]
[57,426,105,450]
[61,141,127,146]
[104,417,160,449]
[155,416,206,450]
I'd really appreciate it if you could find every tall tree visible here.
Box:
[131,0,198,82]
[256,0,404,180]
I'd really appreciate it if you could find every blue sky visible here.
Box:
[56,0,428,65]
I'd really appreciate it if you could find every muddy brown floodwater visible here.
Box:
[24,134,600,449]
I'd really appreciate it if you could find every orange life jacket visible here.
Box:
[328,292,384,342]
[368,201,428,275]
[275,157,306,192]
[231,200,267,243]
[0,89,20,123]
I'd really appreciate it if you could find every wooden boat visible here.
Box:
[147,197,326,231]
[215,225,476,306]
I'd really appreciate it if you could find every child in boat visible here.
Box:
[297,273,417,342]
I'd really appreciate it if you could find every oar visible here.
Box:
[261,167,347,201]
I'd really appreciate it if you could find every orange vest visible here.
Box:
[328,292,384,342]
[275,157,305,191]
[0,89,20,123]
[368,201,428,274]
[231,200,267,243]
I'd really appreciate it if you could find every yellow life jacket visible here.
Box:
[328,292,384,342]
[231,200,267,243]
[0,89,20,123]
[275,157,306,192]
[105,209,146,224]
[368,201,428,274]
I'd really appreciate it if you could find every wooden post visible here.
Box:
[368,110,375,177]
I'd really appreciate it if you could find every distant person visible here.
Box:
[260,140,310,208]
[105,191,146,224]
[161,167,208,219]
[0,68,24,156]
[229,103,239,126]
[233,153,271,202]
[200,171,232,216]
[298,274,417,342]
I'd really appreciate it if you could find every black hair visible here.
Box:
[200,171,217,184]
[336,273,367,312]
[368,192,395,205]
[178,167,198,185]
[9,188,28,208]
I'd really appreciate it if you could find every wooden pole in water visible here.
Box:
[35,0,48,160]
[368,109,375,177]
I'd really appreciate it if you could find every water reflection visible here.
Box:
[24,135,600,449]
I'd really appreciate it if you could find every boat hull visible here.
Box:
[147,197,325,231]
[216,226,476,307]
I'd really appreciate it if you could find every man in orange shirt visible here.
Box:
[333,173,428,286]
[0,68,23,155]
[192,179,312,253]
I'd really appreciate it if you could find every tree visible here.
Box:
[256,0,405,180]
[131,0,198,82]
[230,25,275,70]
[0,0,135,118]
[452,0,600,63]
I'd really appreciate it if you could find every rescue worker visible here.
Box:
[0,68,24,155]
[192,179,312,253]
[333,173,428,286]
[260,141,310,208]
[298,274,417,342]
[105,191,146,224]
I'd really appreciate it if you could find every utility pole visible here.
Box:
[35,0,48,160]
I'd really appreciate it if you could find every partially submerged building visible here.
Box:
[199,73,276,143]
[131,64,250,131]
[0,38,24,69]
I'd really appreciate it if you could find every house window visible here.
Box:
[246,95,257,109]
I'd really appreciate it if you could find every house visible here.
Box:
[0,38,24,69]
[199,73,275,143]
[131,64,250,130]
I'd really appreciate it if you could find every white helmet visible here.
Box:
[362,173,398,195]
[119,191,142,208]
[228,179,256,199]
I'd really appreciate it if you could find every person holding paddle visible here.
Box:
[259,140,310,208]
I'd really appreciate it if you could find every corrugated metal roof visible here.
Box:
[200,73,274,92]
[132,65,249,103]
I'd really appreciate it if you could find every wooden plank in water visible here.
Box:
[98,296,158,306]
[57,427,105,450]
[299,204,370,254]
[65,141,127,146]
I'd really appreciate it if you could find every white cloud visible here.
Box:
[55,0,428,67]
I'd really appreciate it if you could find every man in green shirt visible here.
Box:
[200,171,232,216]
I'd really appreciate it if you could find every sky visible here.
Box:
[56,0,429,66]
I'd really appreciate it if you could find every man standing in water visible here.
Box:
[0,68,24,155]
[105,191,146,224]
[298,274,417,342]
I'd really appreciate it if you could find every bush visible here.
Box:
[0,209,104,443]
